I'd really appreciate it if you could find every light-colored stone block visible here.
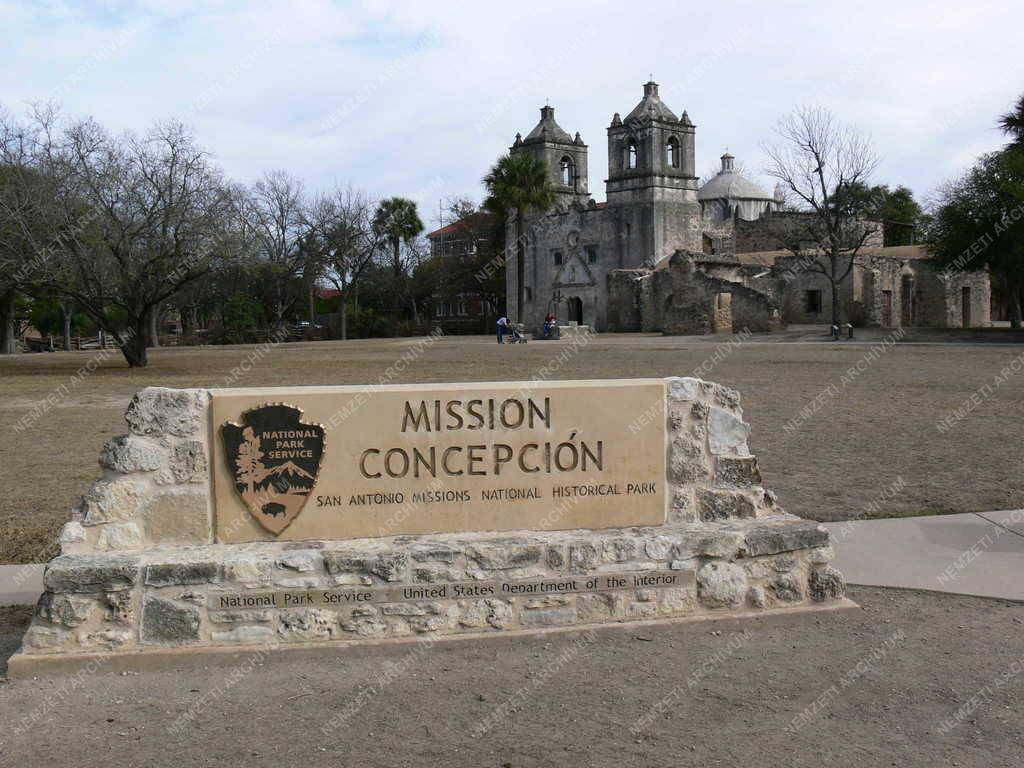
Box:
[141,488,210,545]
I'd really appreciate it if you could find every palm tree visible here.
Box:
[372,197,424,332]
[998,94,1024,149]
[483,153,556,321]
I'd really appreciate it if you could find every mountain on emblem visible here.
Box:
[221,404,326,535]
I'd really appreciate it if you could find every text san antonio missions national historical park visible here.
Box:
[312,395,658,508]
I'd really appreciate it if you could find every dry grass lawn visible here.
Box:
[1,332,1022,564]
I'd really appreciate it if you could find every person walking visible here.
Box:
[496,315,509,344]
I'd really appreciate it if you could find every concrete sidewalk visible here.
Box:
[825,510,1024,601]
[0,564,44,607]
[2,511,1022,606]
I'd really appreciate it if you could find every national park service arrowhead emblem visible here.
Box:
[221,404,326,535]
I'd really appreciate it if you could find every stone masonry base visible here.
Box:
[10,515,848,677]
[8,596,858,679]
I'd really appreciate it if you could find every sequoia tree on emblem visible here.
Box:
[221,404,326,535]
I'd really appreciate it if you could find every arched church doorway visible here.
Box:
[567,297,583,324]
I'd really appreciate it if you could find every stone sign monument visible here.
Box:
[11,377,850,675]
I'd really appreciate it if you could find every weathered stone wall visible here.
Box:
[609,254,781,335]
[59,389,213,556]
[733,212,884,254]
[15,379,847,666]
[774,253,993,328]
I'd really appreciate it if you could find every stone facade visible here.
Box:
[507,82,703,332]
[608,245,992,333]
[13,379,849,671]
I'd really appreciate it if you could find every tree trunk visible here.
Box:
[1009,278,1023,330]
[830,277,841,329]
[0,289,17,355]
[148,305,160,348]
[120,316,149,368]
[61,302,72,352]
[392,238,402,336]
[180,305,192,336]
[828,252,842,329]
[340,294,348,341]
[308,284,316,324]
[409,292,420,329]
[515,215,525,322]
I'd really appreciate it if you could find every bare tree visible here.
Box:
[0,105,67,353]
[762,106,880,327]
[302,185,382,340]
[244,170,309,329]
[1,109,232,366]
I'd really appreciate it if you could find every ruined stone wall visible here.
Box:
[14,380,846,666]
[606,269,647,331]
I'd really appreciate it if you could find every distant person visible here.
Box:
[496,315,509,344]
[543,312,557,339]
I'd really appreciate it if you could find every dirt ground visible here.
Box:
[1,332,1023,564]
[0,587,1019,767]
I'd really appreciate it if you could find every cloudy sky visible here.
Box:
[2,0,1021,229]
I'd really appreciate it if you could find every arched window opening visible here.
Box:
[626,139,638,169]
[666,136,680,168]
[560,156,574,187]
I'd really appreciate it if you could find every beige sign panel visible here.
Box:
[210,379,667,542]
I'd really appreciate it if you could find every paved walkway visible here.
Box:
[0,563,44,606]
[825,509,1024,601]
[2,510,1022,606]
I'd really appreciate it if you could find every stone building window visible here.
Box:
[553,251,563,266]
[805,289,823,314]
[585,246,598,264]
[560,156,574,187]
[666,136,680,168]
[626,139,638,169]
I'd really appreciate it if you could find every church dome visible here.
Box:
[698,153,779,222]
[698,154,773,201]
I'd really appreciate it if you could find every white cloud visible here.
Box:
[1,0,1022,226]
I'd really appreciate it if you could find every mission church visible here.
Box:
[500,81,991,334]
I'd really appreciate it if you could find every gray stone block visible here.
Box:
[695,531,744,558]
[142,596,201,643]
[714,456,762,488]
[322,551,406,582]
[708,407,750,456]
[809,567,846,602]
[79,478,144,525]
[568,542,599,573]
[742,523,829,557]
[37,593,97,627]
[145,560,221,587]
[170,440,207,483]
[666,376,701,402]
[125,387,209,438]
[768,575,803,603]
[697,561,747,608]
[44,554,141,593]
[698,489,755,521]
[99,435,168,473]
[466,541,542,570]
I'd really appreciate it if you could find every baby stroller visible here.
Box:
[507,324,528,344]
